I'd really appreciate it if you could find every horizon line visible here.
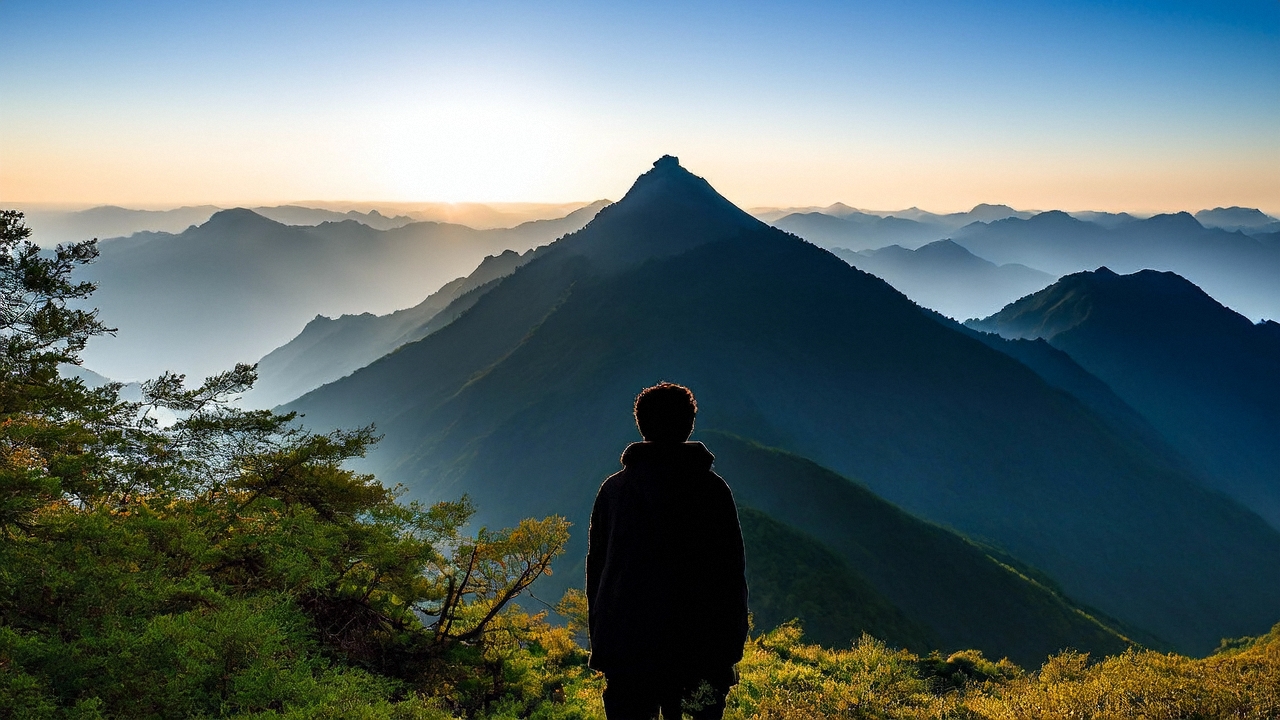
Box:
[5,199,1279,220]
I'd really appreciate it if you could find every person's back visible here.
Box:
[586,383,749,720]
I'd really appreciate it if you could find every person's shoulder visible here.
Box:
[705,468,736,500]
[599,468,627,491]
[596,460,634,499]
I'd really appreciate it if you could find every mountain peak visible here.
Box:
[614,155,758,223]
[554,157,766,269]
[1194,206,1277,229]
[652,154,681,170]
[969,266,1239,342]
[1028,210,1079,224]
[964,203,1022,223]
[915,238,973,258]
[1141,212,1203,231]
[971,203,1015,212]
[201,207,283,232]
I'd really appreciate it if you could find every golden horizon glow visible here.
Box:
[5,147,1278,218]
[4,1,1277,217]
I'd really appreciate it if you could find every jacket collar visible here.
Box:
[620,441,714,470]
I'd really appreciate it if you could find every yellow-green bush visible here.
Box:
[720,622,1280,720]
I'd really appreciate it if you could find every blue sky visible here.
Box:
[2,0,1277,212]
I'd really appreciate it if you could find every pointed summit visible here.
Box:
[556,156,766,269]
[652,153,680,169]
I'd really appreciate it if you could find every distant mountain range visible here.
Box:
[750,203,1033,230]
[22,205,224,245]
[763,206,1280,322]
[771,212,949,251]
[951,211,1280,321]
[19,201,608,246]
[249,206,414,230]
[280,156,1280,656]
[19,204,418,246]
[755,203,1278,238]
[78,202,608,380]
[1195,206,1280,234]
[830,241,1056,320]
[766,204,1034,251]
[968,268,1280,529]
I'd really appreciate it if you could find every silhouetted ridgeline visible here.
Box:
[242,248,536,409]
[283,156,1280,656]
[969,268,1280,530]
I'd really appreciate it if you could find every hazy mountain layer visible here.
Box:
[78,202,608,380]
[952,211,1280,321]
[969,268,1280,529]
[20,201,608,246]
[774,212,949,251]
[284,157,1280,655]
[243,249,533,409]
[831,240,1056,320]
[21,205,223,246]
[248,206,414,229]
[1067,211,1138,229]
[752,203,1030,231]
[1194,206,1280,234]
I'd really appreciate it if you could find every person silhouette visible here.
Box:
[586,382,749,720]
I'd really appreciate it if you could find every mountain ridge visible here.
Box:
[244,249,535,408]
[968,268,1280,528]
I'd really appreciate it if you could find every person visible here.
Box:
[586,382,749,720]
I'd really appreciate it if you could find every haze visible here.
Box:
[3,0,1278,214]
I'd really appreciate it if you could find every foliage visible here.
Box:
[724,622,1280,720]
[0,211,594,719]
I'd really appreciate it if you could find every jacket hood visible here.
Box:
[620,441,715,470]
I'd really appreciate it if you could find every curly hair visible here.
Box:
[633,382,697,443]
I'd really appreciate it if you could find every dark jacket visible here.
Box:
[586,441,749,676]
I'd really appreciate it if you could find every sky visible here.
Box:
[2,0,1278,214]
